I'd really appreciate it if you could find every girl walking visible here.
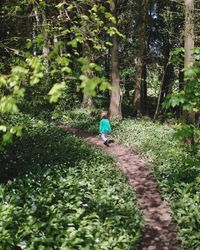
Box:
[99,112,113,147]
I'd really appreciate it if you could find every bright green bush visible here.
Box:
[0,115,142,249]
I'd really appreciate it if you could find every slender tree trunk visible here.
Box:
[80,4,94,110]
[184,0,195,69]
[134,56,143,116]
[42,10,50,74]
[183,0,195,124]
[182,0,196,152]
[133,0,149,116]
[109,0,122,120]
[178,64,184,117]
[81,43,94,109]
[142,64,147,113]
[154,41,173,120]
[33,10,40,56]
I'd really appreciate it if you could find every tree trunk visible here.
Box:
[42,10,50,74]
[133,0,149,116]
[82,93,94,109]
[81,42,94,109]
[134,56,143,116]
[142,63,147,114]
[33,10,40,56]
[178,64,184,117]
[80,4,94,110]
[183,0,195,124]
[184,0,195,70]
[109,0,122,120]
[182,0,196,152]
[154,41,173,120]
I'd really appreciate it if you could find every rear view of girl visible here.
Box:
[99,112,113,147]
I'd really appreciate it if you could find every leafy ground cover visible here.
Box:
[111,120,200,250]
[0,114,142,250]
[62,110,200,250]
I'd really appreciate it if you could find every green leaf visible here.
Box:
[11,66,28,75]
[0,76,7,87]
[48,83,65,103]
[0,125,7,132]
[30,76,40,85]
[0,96,19,114]
[61,67,72,74]
[3,132,13,143]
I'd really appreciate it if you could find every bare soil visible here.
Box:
[60,126,182,250]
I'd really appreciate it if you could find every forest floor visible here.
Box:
[59,125,182,250]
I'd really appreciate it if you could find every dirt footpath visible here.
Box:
[60,126,182,250]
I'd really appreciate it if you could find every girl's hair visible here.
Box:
[101,111,107,118]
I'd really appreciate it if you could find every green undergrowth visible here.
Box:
[62,110,200,250]
[113,120,200,250]
[53,109,100,134]
[0,114,142,250]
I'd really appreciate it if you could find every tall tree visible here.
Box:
[152,0,185,119]
[81,3,94,109]
[81,42,94,109]
[183,0,195,124]
[154,40,174,119]
[133,0,149,116]
[109,0,122,120]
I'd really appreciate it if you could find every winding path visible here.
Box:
[60,126,182,250]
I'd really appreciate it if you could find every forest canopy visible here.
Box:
[0,0,200,147]
[0,0,199,119]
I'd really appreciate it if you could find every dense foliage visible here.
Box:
[1,0,199,120]
[0,0,199,144]
[0,0,114,144]
[0,115,142,249]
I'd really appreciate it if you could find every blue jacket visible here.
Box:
[99,119,112,133]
